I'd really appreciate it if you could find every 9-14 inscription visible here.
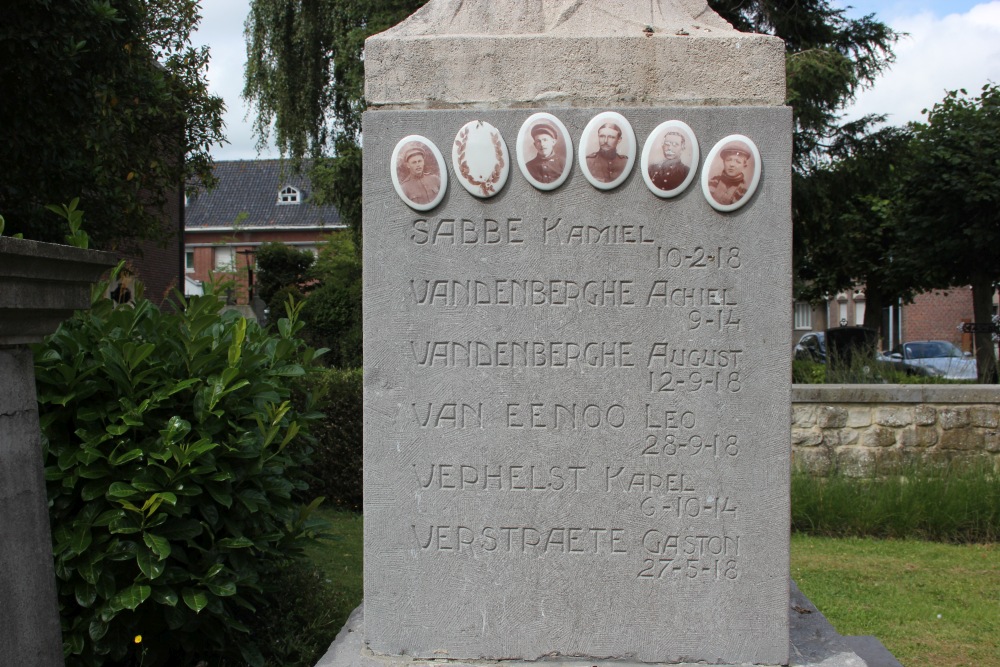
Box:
[401,213,751,584]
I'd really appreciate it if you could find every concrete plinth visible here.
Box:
[0,347,65,665]
[316,581,884,667]
[0,237,117,665]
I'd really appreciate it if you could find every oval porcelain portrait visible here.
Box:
[516,113,573,191]
[578,111,636,190]
[452,120,510,198]
[641,120,699,198]
[391,135,447,211]
[701,134,762,212]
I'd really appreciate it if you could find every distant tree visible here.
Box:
[898,84,1000,383]
[0,0,225,250]
[707,0,898,171]
[302,232,362,368]
[255,242,316,316]
[795,122,917,336]
[244,0,426,246]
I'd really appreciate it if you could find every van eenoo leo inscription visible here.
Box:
[363,107,791,664]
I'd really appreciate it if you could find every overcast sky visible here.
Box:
[195,1,1000,161]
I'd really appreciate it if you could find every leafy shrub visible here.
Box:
[36,289,327,666]
[296,368,363,510]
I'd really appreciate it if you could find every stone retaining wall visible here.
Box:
[792,385,1000,474]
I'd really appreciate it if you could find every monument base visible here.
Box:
[314,581,900,667]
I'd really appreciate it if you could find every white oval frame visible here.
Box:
[701,134,762,213]
[451,120,510,198]
[390,135,447,211]
[516,113,573,191]
[577,111,636,191]
[640,120,699,198]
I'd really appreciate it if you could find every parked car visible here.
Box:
[878,341,978,380]
[794,331,826,362]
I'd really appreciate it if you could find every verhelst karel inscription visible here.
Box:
[364,107,792,664]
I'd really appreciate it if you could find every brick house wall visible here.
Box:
[901,288,974,352]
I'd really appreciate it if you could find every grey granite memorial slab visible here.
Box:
[362,105,792,664]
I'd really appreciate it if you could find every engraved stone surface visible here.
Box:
[363,105,792,664]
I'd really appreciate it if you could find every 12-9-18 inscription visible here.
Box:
[363,107,791,662]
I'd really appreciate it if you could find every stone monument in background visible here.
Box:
[329,1,803,664]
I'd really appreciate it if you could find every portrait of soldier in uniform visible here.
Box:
[397,141,441,206]
[707,141,753,206]
[585,122,629,183]
[524,121,565,184]
[648,129,691,192]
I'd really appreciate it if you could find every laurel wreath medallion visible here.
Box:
[455,124,506,196]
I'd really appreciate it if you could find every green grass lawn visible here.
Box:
[306,511,998,667]
[304,509,365,630]
[792,534,999,667]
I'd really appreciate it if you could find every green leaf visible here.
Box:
[137,549,165,580]
[218,536,254,549]
[182,587,209,613]
[112,583,151,611]
[108,482,138,498]
[88,618,109,642]
[143,532,172,559]
[65,632,85,656]
[109,448,144,465]
[152,587,179,607]
[74,582,97,608]
[206,580,237,597]
[228,316,246,366]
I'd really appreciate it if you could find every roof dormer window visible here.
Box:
[278,186,301,205]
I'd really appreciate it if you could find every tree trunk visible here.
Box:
[863,288,885,345]
[970,272,998,383]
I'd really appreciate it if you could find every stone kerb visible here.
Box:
[0,236,117,665]
[0,236,120,345]
[792,384,1000,474]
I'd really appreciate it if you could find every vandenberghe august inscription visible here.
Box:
[363,108,792,664]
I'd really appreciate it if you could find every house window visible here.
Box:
[278,186,300,205]
[855,301,866,326]
[214,246,234,271]
[185,249,195,273]
[793,302,813,330]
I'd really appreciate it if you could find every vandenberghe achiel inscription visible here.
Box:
[363,108,791,663]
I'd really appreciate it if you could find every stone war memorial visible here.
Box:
[318,2,891,666]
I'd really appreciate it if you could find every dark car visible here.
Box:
[794,331,826,362]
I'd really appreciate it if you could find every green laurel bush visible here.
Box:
[35,289,327,666]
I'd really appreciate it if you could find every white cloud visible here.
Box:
[845,2,1000,126]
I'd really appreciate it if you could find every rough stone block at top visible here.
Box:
[365,0,786,109]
